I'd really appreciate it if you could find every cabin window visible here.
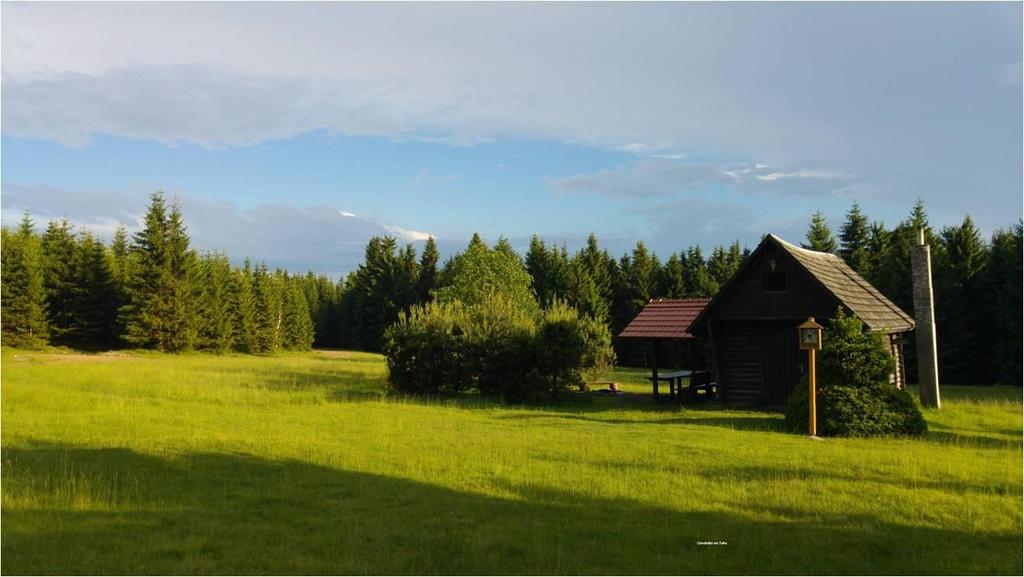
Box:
[762,270,787,291]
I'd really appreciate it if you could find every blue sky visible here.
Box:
[2,2,1021,274]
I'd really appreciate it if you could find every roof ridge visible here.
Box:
[770,233,913,331]
[769,233,844,260]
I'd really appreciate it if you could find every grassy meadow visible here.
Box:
[1,348,1021,575]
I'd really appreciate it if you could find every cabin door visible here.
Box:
[761,323,804,406]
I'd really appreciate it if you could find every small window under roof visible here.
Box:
[763,269,787,291]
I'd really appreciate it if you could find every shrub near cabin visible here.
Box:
[786,308,927,437]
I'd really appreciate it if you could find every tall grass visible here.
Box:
[2,348,1021,574]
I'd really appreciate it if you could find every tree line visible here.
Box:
[2,193,314,353]
[2,192,1020,385]
[803,202,1021,386]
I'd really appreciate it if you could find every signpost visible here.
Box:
[797,318,824,437]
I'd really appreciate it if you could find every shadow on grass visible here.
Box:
[3,443,1020,575]
[495,412,786,433]
[922,430,1021,450]
[175,363,388,403]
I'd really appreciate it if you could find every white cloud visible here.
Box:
[2,2,1019,172]
[551,158,854,199]
[0,2,1019,221]
[382,225,433,243]
[1,184,432,274]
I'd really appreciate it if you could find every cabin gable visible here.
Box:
[709,242,842,322]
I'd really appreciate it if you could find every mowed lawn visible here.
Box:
[2,349,1021,575]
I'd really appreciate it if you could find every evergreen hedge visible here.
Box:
[785,308,927,437]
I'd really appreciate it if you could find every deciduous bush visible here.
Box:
[383,296,614,403]
[383,300,474,396]
[785,308,927,437]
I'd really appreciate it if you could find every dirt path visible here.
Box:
[9,351,134,364]
[314,350,352,359]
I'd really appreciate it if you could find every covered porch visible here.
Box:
[617,298,715,402]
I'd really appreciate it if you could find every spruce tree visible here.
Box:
[684,245,715,297]
[252,264,284,353]
[282,278,315,350]
[803,210,837,253]
[197,253,235,352]
[839,202,871,275]
[107,225,131,344]
[565,255,609,322]
[526,236,550,303]
[40,218,79,342]
[230,260,259,353]
[336,271,359,348]
[525,236,570,306]
[395,243,420,314]
[580,234,614,302]
[416,236,440,303]
[727,240,745,273]
[865,221,892,287]
[661,252,686,298]
[72,232,117,346]
[937,215,988,383]
[985,224,1023,385]
[565,234,613,323]
[612,241,659,330]
[164,202,200,351]
[349,236,400,351]
[123,192,174,349]
[706,245,732,290]
[311,273,341,348]
[1,213,49,347]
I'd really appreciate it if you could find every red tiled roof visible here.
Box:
[617,298,712,339]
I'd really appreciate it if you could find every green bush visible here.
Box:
[433,239,538,315]
[578,313,616,382]
[785,308,927,437]
[382,300,474,396]
[383,296,614,403]
[462,296,539,400]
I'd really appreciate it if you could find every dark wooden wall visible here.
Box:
[712,244,841,321]
[714,320,806,407]
[713,321,763,405]
[706,245,841,407]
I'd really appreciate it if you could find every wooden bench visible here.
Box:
[646,370,716,401]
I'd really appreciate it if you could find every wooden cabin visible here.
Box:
[688,234,914,407]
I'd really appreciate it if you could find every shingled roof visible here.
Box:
[767,234,914,332]
[618,298,712,339]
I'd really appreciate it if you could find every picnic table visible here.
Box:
[646,369,716,401]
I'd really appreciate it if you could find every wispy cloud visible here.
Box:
[551,158,854,199]
[409,169,459,186]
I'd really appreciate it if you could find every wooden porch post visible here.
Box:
[651,340,659,397]
[707,320,723,403]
